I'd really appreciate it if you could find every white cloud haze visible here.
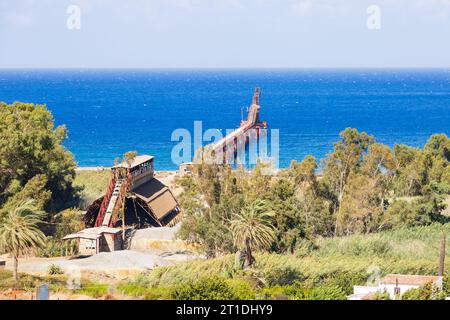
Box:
[0,0,449,68]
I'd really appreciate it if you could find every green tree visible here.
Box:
[424,134,450,162]
[322,128,375,234]
[383,200,418,228]
[337,173,384,234]
[363,143,395,180]
[268,177,303,252]
[392,144,424,196]
[0,199,46,284]
[285,156,335,239]
[230,199,276,267]
[0,102,76,212]
[0,174,51,217]
[288,155,318,192]
[423,134,450,188]
[55,208,84,239]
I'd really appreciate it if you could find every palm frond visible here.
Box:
[0,199,46,257]
[230,199,276,252]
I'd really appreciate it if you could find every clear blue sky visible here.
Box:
[1,0,450,68]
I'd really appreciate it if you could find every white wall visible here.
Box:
[353,286,378,296]
[379,284,420,299]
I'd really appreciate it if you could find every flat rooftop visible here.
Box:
[62,226,121,240]
[113,155,154,169]
[381,274,443,286]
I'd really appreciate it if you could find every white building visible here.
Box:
[349,274,443,300]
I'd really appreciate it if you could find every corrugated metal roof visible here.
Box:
[113,155,154,169]
[133,178,179,220]
[62,233,101,240]
[62,227,121,240]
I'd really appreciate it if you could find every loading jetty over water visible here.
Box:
[199,87,268,165]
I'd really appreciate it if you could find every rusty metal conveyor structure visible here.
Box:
[209,87,268,164]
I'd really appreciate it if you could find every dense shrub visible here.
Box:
[116,283,169,300]
[0,271,67,292]
[400,287,423,300]
[169,277,243,300]
[143,287,171,300]
[35,236,77,257]
[372,291,391,300]
[259,285,297,300]
[259,284,347,300]
[0,102,77,212]
[309,270,368,295]
[298,286,347,300]
[261,266,303,287]
[121,223,450,300]
[75,283,109,298]
[294,239,317,258]
[54,208,84,238]
[117,283,149,297]
[47,264,64,275]
[225,279,256,300]
[443,274,450,295]
[329,238,392,258]
[0,270,13,288]
[73,170,111,209]
[401,282,446,300]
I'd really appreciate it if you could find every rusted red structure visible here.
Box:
[84,155,182,229]
[210,87,268,164]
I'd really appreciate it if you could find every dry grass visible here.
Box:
[73,169,110,207]
[140,223,450,288]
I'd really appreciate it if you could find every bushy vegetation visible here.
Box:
[0,102,77,215]
[176,129,450,264]
[47,264,64,276]
[372,291,391,300]
[117,274,349,300]
[1,101,449,300]
[0,102,83,262]
[116,282,166,299]
[170,277,255,300]
[74,282,110,298]
[35,208,84,257]
[73,170,110,208]
[0,269,67,292]
[126,223,450,300]
[313,223,450,261]
[401,282,446,300]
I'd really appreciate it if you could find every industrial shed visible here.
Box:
[83,154,182,229]
[63,227,122,255]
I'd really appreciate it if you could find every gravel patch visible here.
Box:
[15,250,169,273]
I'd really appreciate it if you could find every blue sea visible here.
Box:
[0,69,449,170]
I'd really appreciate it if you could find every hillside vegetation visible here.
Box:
[1,103,449,300]
[146,223,450,288]
[73,169,110,208]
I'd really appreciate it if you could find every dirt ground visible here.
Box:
[154,171,183,197]
[0,223,201,301]
[2,228,199,280]
[1,170,189,300]
[0,245,201,300]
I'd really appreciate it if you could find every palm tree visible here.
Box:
[0,199,46,284]
[230,199,276,268]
